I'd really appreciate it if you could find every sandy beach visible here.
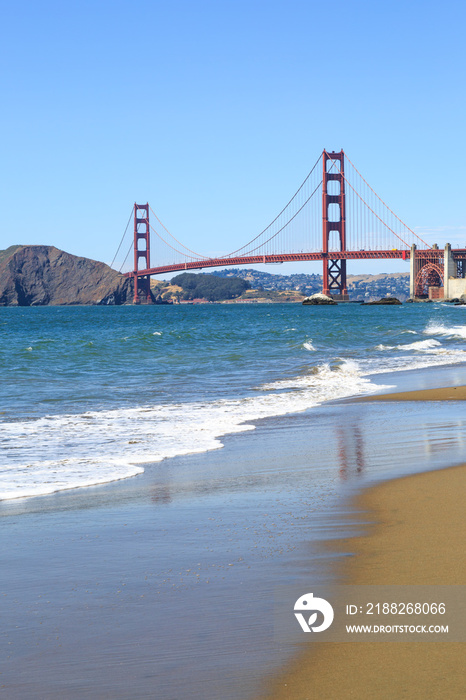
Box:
[260,386,466,700]
[2,377,466,699]
[358,385,466,402]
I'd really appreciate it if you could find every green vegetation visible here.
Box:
[170,272,251,301]
[0,245,23,265]
[213,268,410,301]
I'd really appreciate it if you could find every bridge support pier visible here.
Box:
[409,244,416,298]
[443,243,455,300]
[322,150,348,299]
[132,273,152,305]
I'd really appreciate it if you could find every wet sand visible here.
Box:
[260,448,466,696]
[357,385,466,401]
[2,380,466,699]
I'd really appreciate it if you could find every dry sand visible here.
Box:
[259,387,466,700]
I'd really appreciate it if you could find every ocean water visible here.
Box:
[1,302,466,501]
[2,302,466,699]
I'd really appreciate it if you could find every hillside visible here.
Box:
[170,272,250,301]
[0,245,133,306]
[212,268,410,301]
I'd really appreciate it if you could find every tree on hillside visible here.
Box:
[170,273,250,301]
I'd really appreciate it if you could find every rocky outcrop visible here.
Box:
[302,293,337,305]
[0,245,133,306]
[361,296,402,305]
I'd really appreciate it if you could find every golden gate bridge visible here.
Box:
[112,150,466,303]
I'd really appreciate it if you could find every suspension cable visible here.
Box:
[148,222,204,260]
[324,154,430,249]
[148,205,206,259]
[224,154,322,257]
[325,155,417,249]
[240,181,323,256]
[343,153,431,249]
[111,207,133,269]
[119,240,134,273]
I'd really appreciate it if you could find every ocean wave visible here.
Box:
[376,339,443,352]
[423,321,466,340]
[0,458,144,501]
[259,360,384,396]
[361,348,466,376]
[302,341,316,351]
[397,339,442,351]
[0,362,387,501]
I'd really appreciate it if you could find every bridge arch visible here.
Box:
[414,262,444,297]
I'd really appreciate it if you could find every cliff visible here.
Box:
[0,245,133,306]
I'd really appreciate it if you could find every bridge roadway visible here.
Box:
[126,249,410,279]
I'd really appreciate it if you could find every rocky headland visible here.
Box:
[0,245,133,306]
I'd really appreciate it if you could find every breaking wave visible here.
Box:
[397,339,442,351]
[423,321,466,340]
[0,361,386,501]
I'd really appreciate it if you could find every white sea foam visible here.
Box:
[361,347,466,376]
[397,339,442,351]
[376,339,443,352]
[259,360,384,397]
[369,328,466,371]
[0,361,388,501]
[423,321,466,340]
[153,331,162,336]
[302,341,316,351]
[0,458,145,501]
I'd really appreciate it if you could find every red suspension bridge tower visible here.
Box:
[322,150,348,299]
[132,203,152,304]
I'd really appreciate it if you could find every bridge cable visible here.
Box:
[343,154,431,249]
[224,153,322,258]
[148,205,207,259]
[325,155,429,250]
[239,181,323,256]
[148,222,205,260]
[110,207,133,270]
[119,240,134,273]
[145,154,322,264]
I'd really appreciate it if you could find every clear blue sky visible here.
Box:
[1,0,465,277]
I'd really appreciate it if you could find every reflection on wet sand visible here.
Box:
[2,399,466,700]
[337,423,365,479]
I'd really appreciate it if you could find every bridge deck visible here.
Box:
[125,250,410,278]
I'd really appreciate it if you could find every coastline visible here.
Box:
[2,364,466,698]
[259,389,466,700]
